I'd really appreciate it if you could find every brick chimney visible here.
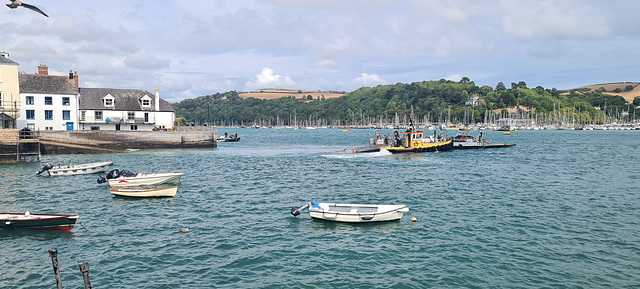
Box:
[68,70,79,93]
[74,70,79,93]
[38,64,48,75]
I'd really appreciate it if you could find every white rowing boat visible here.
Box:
[291,201,409,223]
[110,186,178,198]
[36,161,113,176]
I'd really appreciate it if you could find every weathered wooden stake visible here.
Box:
[79,261,92,289]
[48,248,63,289]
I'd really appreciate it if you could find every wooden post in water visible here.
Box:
[48,248,63,289]
[79,261,92,289]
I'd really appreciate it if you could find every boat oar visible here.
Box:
[291,203,309,216]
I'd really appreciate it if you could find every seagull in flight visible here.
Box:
[6,0,48,17]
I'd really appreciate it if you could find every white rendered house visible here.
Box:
[78,87,175,131]
[17,66,79,131]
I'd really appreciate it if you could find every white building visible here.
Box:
[17,65,79,131]
[78,87,175,131]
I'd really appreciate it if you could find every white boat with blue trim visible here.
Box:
[291,201,409,223]
[36,161,113,176]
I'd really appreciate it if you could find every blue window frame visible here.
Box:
[45,110,53,120]
[26,110,35,119]
[26,96,34,105]
[45,96,52,105]
[62,97,70,106]
[62,110,70,120]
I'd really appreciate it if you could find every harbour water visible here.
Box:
[1,129,639,288]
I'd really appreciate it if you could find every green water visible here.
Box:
[1,129,639,288]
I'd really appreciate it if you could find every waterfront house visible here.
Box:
[78,87,175,131]
[17,65,79,131]
[0,52,20,129]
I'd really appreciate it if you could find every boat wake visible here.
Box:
[322,149,392,159]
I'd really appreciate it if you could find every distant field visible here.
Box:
[565,82,639,103]
[238,89,347,100]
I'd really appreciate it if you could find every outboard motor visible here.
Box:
[98,169,120,184]
[36,163,54,175]
[105,169,121,180]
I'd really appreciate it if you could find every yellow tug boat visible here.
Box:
[381,129,454,154]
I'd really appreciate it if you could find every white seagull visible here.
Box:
[6,0,48,17]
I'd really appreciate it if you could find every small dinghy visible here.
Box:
[36,161,113,176]
[110,186,178,198]
[291,200,409,223]
[0,212,78,231]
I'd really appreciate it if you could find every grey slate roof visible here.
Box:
[0,56,18,65]
[19,74,77,94]
[78,87,174,112]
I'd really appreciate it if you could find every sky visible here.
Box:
[1,0,639,102]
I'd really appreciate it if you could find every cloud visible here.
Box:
[123,51,169,70]
[501,0,610,41]
[353,73,386,86]
[444,74,462,82]
[314,60,337,69]
[244,67,296,90]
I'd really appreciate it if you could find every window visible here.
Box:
[103,94,115,107]
[140,96,151,107]
[95,111,103,120]
[128,112,135,120]
[26,96,34,105]
[131,125,138,130]
[45,110,53,120]
[62,97,70,106]
[80,111,86,121]
[0,92,3,107]
[144,112,149,122]
[26,110,35,119]
[45,96,52,105]
[62,110,70,120]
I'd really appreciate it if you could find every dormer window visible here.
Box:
[103,94,115,107]
[140,95,152,108]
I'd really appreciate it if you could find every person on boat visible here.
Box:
[225,132,228,138]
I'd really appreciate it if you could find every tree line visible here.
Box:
[171,78,638,126]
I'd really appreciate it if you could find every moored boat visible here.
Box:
[110,186,178,198]
[452,131,516,149]
[218,133,240,142]
[98,169,184,187]
[0,212,78,231]
[291,201,409,223]
[36,161,113,176]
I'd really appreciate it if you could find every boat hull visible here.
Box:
[0,213,78,231]
[454,142,516,149]
[108,173,184,187]
[309,203,409,223]
[383,140,453,154]
[110,186,178,197]
[45,161,113,176]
